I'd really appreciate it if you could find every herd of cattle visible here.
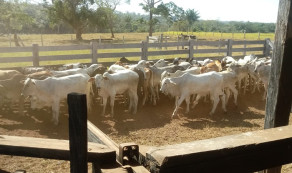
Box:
[0,54,273,125]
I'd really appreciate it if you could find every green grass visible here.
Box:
[0,32,274,68]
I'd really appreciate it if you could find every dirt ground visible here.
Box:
[0,90,292,173]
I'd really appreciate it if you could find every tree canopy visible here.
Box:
[0,0,276,38]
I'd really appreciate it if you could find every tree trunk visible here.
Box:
[149,11,153,36]
[13,33,21,47]
[75,28,83,41]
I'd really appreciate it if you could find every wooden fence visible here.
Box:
[0,39,272,67]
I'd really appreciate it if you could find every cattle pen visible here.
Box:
[1,0,292,172]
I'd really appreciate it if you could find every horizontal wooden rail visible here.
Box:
[0,135,116,165]
[146,125,292,173]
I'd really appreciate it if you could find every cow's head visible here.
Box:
[22,78,37,98]
[160,78,176,95]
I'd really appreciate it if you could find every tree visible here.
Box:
[185,9,199,30]
[95,0,129,38]
[0,0,33,46]
[139,0,164,36]
[46,0,95,40]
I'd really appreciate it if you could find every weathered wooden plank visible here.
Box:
[196,40,227,46]
[96,52,141,58]
[39,45,90,51]
[195,48,227,54]
[148,42,189,48]
[0,46,32,53]
[97,43,142,49]
[0,57,33,63]
[232,47,264,52]
[0,135,116,165]
[40,54,90,61]
[263,2,292,172]
[265,0,292,128]
[146,125,292,173]
[68,93,88,173]
[87,121,150,172]
[148,50,188,56]
[232,40,265,45]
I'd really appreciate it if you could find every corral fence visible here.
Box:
[0,38,273,67]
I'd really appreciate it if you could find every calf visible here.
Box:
[89,70,139,116]
[160,72,226,118]
[22,74,93,125]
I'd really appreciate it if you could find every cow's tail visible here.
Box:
[86,78,94,113]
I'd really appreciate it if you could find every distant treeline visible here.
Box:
[0,2,275,35]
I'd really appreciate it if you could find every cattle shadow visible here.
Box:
[0,102,70,140]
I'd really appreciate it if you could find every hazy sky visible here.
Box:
[116,0,279,23]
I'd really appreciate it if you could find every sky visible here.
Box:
[116,0,280,23]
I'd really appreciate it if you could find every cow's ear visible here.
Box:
[103,76,109,80]
[88,77,95,82]
[169,80,177,85]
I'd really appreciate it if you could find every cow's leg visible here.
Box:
[155,85,160,100]
[219,91,227,113]
[150,86,156,105]
[237,79,242,93]
[131,91,138,114]
[101,97,107,116]
[52,100,60,125]
[243,77,247,95]
[142,85,148,106]
[110,95,115,117]
[185,96,190,114]
[225,88,231,105]
[172,95,186,118]
[209,95,219,116]
[191,94,201,109]
[229,85,238,106]
[262,84,267,100]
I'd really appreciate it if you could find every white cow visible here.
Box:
[89,70,139,116]
[160,72,226,118]
[254,61,271,100]
[22,74,93,125]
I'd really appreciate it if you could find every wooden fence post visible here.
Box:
[123,36,125,44]
[226,39,233,56]
[141,41,148,61]
[32,44,40,67]
[264,38,272,57]
[258,32,261,40]
[262,0,292,172]
[91,41,98,64]
[67,93,88,173]
[189,39,195,59]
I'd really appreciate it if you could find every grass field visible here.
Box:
[0,32,275,68]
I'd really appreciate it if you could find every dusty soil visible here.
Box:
[0,90,292,173]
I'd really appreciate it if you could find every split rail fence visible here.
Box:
[0,38,272,67]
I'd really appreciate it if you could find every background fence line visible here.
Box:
[0,38,272,67]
